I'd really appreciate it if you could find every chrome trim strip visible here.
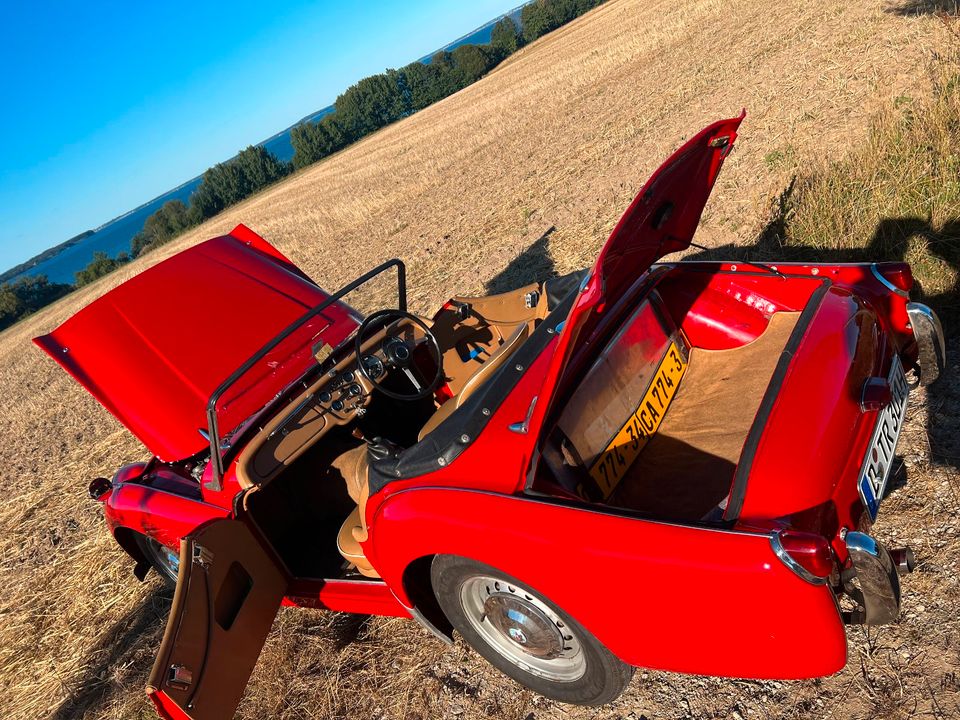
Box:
[845,531,901,625]
[906,302,946,386]
[769,532,828,585]
[871,264,910,298]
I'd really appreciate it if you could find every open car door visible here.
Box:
[146,518,287,720]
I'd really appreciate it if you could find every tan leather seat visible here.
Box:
[418,322,530,442]
[333,446,380,578]
[331,444,368,504]
[334,322,531,575]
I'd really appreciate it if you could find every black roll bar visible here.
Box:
[204,258,406,490]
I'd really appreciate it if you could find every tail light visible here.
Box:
[872,264,913,295]
[860,377,892,412]
[770,530,836,584]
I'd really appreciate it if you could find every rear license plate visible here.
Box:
[588,341,687,497]
[858,355,910,520]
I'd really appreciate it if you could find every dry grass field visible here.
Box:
[2,0,959,717]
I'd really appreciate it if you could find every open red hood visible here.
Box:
[532,113,745,433]
[35,225,358,461]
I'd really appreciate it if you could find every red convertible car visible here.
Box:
[36,114,945,717]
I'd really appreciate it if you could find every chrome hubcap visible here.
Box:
[483,594,564,657]
[147,537,180,579]
[460,575,586,682]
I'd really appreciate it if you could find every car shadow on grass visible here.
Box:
[684,201,960,472]
[484,226,557,295]
[51,584,172,720]
[884,0,960,15]
[327,612,374,651]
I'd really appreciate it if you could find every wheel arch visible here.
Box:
[369,486,847,679]
[401,554,453,642]
[112,526,152,581]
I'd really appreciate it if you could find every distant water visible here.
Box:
[8,4,526,287]
[19,180,202,285]
[8,108,328,286]
[420,6,521,60]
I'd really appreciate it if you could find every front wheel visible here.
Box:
[135,533,180,588]
[431,555,633,706]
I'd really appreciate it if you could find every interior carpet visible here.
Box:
[610,311,800,520]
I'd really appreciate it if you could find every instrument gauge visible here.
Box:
[361,354,385,380]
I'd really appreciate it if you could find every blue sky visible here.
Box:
[0,0,519,271]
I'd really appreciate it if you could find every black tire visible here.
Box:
[431,555,633,706]
[135,533,181,588]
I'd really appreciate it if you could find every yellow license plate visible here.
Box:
[588,341,687,497]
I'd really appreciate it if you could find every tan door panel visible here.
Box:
[146,518,286,719]
[450,281,541,325]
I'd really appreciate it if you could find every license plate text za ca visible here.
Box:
[589,341,687,497]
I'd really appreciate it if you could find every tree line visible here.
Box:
[131,145,291,257]
[2,0,606,332]
[288,0,606,169]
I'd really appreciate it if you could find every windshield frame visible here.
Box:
[204,258,407,489]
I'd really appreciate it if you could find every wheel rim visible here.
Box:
[459,574,586,682]
[145,536,180,584]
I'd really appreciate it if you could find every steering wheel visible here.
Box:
[355,309,444,401]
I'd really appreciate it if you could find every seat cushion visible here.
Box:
[336,507,379,578]
[331,445,368,503]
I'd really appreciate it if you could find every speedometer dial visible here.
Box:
[361,354,385,379]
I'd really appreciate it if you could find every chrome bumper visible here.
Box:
[907,302,946,386]
[843,531,904,625]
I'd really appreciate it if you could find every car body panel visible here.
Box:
[284,578,411,617]
[735,287,885,521]
[596,112,744,302]
[33,225,358,461]
[365,330,558,509]
[104,480,229,550]
[370,487,847,679]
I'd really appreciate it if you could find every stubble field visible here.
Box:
[1,0,958,718]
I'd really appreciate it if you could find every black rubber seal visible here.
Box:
[368,283,580,493]
[723,279,831,520]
